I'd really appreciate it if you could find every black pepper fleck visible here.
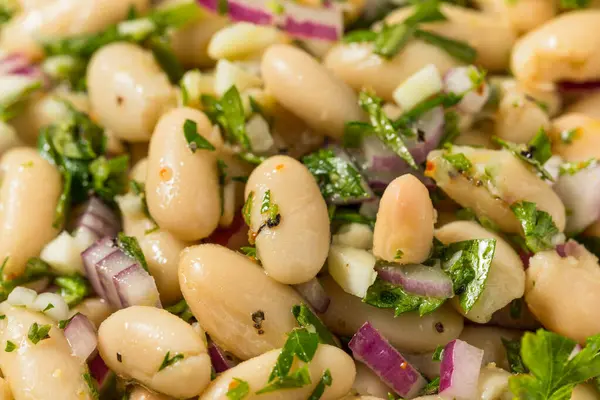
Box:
[116,96,124,106]
[251,310,265,333]
[435,322,445,333]
[117,352,122,362]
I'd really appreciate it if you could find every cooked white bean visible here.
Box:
[0,306,93,399]
[320,276,464,353]
[146,107,222,241]
[128,386,173,400]
[199,344,355,400]
[98,306,211,398]
[567,92,600,120]
[352,362,393,399]
[474,0,556,34]
[87,42,176,142]
[0,148,61,280]
[435,221,526,323]
[373,174,435,264]
[170,14,229,68]
[179,244,304,359]
[551,113,600,161]
[571,384,600,400]
[458,326,522,371]
[0,376,12,400]
[261,44,364,139]
[477,364,512,400]
[69,297,114,330]
[244,155,330,284]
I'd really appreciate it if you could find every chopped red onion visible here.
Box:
[113,264,162,308]
[375,264,453,298]
[206,212,249,250]
[207,338,241,373]
[228,0,275,25]
[443,67,490,114]
[71,197,121,239]
[81,237,117,298]
[293,278,331,313]
[557,80,600,93]
[64,313,98,362]
[407,107,445,164]
[88,354,111,387]
[0,53,30,76]
[439,339,484,400]
[96,251,137,308]
[518,249,532,268]
[349,322,427,399]
[553,165,600,234]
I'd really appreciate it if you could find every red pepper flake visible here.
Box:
[275,164,284,171]
[228,379,239,391]
[425,161,435,175]
[159,167,173,181]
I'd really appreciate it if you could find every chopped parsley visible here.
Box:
[117,233,149,272]
[413,29,477,63]
[83,372,100,400]
[421,377,441,395]
[43,303,55,312]
[202,86,251,151]
[502,337,528,374]
[226,378,250,400]
[559,158,597,176]
[560,128,578,144]
[432,345,444,361]
[28,323,52,344]
[394,249,404,261]
[373,23,416,59]
[165,299,195,323]
[364,278,447,316]
[560,0,590,8]
[443,152,473,173]
[183,119,216,153]
[242,191,254,227]
[0,257,54,301]
[307,369,333,400]
[260,190,280,228]
[342,121,373,148]
[510,201,563,253]
[158,351,184,372]
[4,340,16,352]
[493,128,553,181]
[129,180,158,232]
[292,304,338,347]
[329,208,375,228]
[54,274,90,307]
[240,246,258,259]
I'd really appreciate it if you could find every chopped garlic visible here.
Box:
[40,231,86,275]
[214,60,262,97]
[392,64,442,111]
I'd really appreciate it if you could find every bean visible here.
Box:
[128,386,173,400]
[435,221,526,323]
[244,155,330,284]
[511,10,600,85]
[87,42,176,142]
[199,344,355,400]
[477,364,512,400]
[261,44,364,139]
[567,92,600,120]
[525,243,600,344]
[170,13,229,68]
[352,362,393,399]
[146,107,222,241]
[69,297,114,329]
[320,276,464,353]
[426,146,566,234]
[551,113,600,161]
[571,384,600,400]
[473,0,555,35]
[0,306,93,399]
[0,0,149,60]
[458,326,522,371]
[373,174,434,264]
[98,306,211,398]
[0,376,12,400]
[0,148,61,280]
[487,302,541,331]
[179,244,304,359]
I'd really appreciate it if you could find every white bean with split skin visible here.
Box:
[244,155,330,284]
[98,306,211,398]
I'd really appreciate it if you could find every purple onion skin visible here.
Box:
[81,237,116,298]
[88,354,111,386]
[207,340,240,373]
[439,339,484,400]
[64,313,98,362]
[293,278,331,314]
[558,80,600,92]
[439,340,456,392]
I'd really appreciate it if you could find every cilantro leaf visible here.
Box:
[292,304,338,347]
[226,378,250,400]
[117,233,149,272]
[443,152,472,173]
[183,119,216,153]
[559,158,597,176]
[502,337,528,374]
[28,322,51,344]
[510,201,562,253]
[265,328,319,383]
[54,274,90,307]
[493,128,553,181]
[364,278,447,316]
[158,351,184,372]
[307,369,333,400]
[4,340,16,352]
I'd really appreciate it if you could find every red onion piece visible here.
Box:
[81,237,116,298]
[553,165,600,234]
[88,354,111,387]
[439,339,484,400]
[443,67,490,114]
[64,313,97,362]
[375,264,453,298]
[407,106,445,164]
[349,322,427,399]
[113,264,162,308]
[557,80,600,93]
[206,212,249,250]
[229,0,275,24]
[293,278,331,313]
[207,338,241,373]
[96,250,137,308]
[0,53,30,76]
[72,197,121,238]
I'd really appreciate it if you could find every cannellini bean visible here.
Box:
[435,221,526,323]
[0,376,12,400]
[320,276,464,353]
[0,306,93,399]
[98,306,211,398]
[324,41,458,102]
[199,344,355,400]
[179,244,304,359]
[244,155,330,284]
[385,4,517,71]
[0,0,149,60]
[208,22,287,61]
[477,364,512,400]
[0,148,61,280]
[550,113,600,161]
[487,302,541,331]
[68,297,114,330]
[270,104,325,159]
[352,362,393,399]
[128,386,173,400]
[567,92,600,120]
[332,223,374,250]
[473,0,556,34]
[373,174,434,264]
[261,44,364,139]
[455,128,495,149]
[170,14,229,68]
[571,384,600,400]
[426,146,566,234]
[458,326,522,371]
[87,42,176,142]
[525,242,600,343]
[511,10,600,85]
[146,107,222,241]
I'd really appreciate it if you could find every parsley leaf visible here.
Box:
[183,119,216,153]
[165,299,194,323]
[226,378,250,400]
[117,233,149,272]
[343,30,377,43]
[432,345,444,362]
[240,246,257,259]
[443,152,472,173]
[307,369,333,400]
[329,208,375,228]
[28,323,51,344]
[502,337,528,374]
[373,23,416,59]
[510,201,563,253]
[256,365,312,394]
[158,351,184,371]
[292,304,338,347]
[559,158,597,176]
[201,87,251,152]
[413,29,477,63]
[364,278,447,316]
[260,190,280,228]
[493,128,553,181]
[4,340,16,352]
[129,180,158,232]
[421,377,441,395]
[83,372,99,400]
[54,274,90,307]
[242,191,254,227]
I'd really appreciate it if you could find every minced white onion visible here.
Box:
[32,293,70,321]
[392,64,443,111]
[7,286,38,308]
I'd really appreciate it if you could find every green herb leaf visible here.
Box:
[394,249,404,260]
[117,233,149,272]
[307,369,333,400]
[0,257,53,302]
[405,0,447,24]
[158,351,184,372]
[260,190,280,227]
[373,23,415,59]
[243,191,254,227]
[165,299,194,323]
[559,158,597,176]
[264,328,319,385]
[443,152,472,173]
[240,246,257,259]
[257,365,312,394]
[342,30,378,43]
[560,128,578,144]
[83,371,100,399]
[421,377,440,395]
[129,180,158,231]
[54,274,90,307]
[414,29,477,63]
[510,201,562,253]
[4,340,16,352]
[364,278,447,316]
[502,337,528,374]
[221,86,251,150]
[560,0,590,8]
[292,304,338,347]
[89,155,129,202]
[493,128,554,181]
[432,345,444,362]
[183,119,216,153]
[330,208,375,228]
[226,378,250,400]
[43,303,55,312]
[343,121,373,148]
[28,322,51,344]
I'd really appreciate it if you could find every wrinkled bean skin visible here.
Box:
[320,276,464,353]
[511,10,600,85]
[261,44,364,139]
[458,326,522,370]
[199,345,355,400]
[245,155,330,284]
[87,42,176,142]
[69,297,114,329]
[179,244,304,359]
[128,386,173,400]
[525,243,600,344]
[0,148,61,280]
[98,306,211,398]
[0,0,149,60]
[146,107,222,241]
[373,174,434,264]
[0,306,93,399]
[551,114,600,161]
[352,362,393,399]
[567,92,600,120]
[435,221,526,323]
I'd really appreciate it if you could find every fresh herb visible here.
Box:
[165,299,195,323]
[129,180,158,231]
[0,78,42,121]
[560,0,590,8]
[559,158,597,176]
[510,201,562,253]
[43,303,55,312]
[413,29,477,63]
[0,0,17,25]
[432,345,444,361]
[183,119,216,153]
[394,92,462,126]
[226,378,250,400]
[89,155,129,202]
[158,351,184,372]
[117,233,149,272]
[421,377,440,395]
[330,208,375,228]
[303,149,370,203]
[493,128,553,181]
[502,338,528,374]
[439,110,461,147]
[240,246,258,259]
[260,190,280,228]
[28,323,52,344]
[342,121,373,148]
[83,372,100,400]
[256,366,312,394]
[560,128,578,144]
[342,30,377,43]
[394,249,404,260]
[203,87,251,151]
[455,207,500,232]
[4,340,16,352]
[443,152,472,173]
[292,304,338,347]
[0,257,53,302]
[53,274,90,307]
[373,23,416,59]
[364,278,447,316]
[58,314,76,329]
[307,369,333,400]
[249,96,273,128]
[242,191,254,227]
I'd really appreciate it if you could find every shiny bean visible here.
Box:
[128,386,173,400]
[373,174,435,264]
[170,14,229,68]
[98,306,211,398]
[244,155,330,284]
[474,0,556,34]
[261,44,364,139]
[0,148,61,280]
[199,344,355,400]
[352,362,393,399]
[146,107,222,241]
[567,92,600,120]
[551,113,600,161]
[458,326,522,370]
[179,244,304,359]
[68,297,114,329]
[0,376,12,400]
[87,42,176,142]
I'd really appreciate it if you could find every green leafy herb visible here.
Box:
[54,275,90,307]
[226,378,250,400]
[432,345,444,362]
[0,0,17,25]
[0,257,53,302]
[240,246,258,259]
[0,78,42,122]
[89,155,129,202]
[28,323,51,344]
[421,377,440,395]
[493,128,553,181]
[510,201,562,253]
[129,180,158,232]
[502,337,528,374]
[343,30,377,43]
[292,304,338,347]
[394,249,404,260]
[394,92,462,126]
[158,351,184,372]
[83,372,99,400]
[43,303,55,312]
[243,191,254,227]
[343,121,373,148]
[439,110,461,147]
[117,233,149,272]
[560,128,578,144]
[307,369,333,400]
[256,365,312,394]
[165,299,194,323]
[183,119,216,153]
[58,314,76,329]
[364,278,447,316]
[303,149,371,203]
[373,23,416,59]
[443,152,472,173]
[414,29,477,63]
[260,190,280,227]
[559,158,597,176]
[330,208,375,228]
[201,87,251,151]
[4,340,16,352]
[560,0,590,8]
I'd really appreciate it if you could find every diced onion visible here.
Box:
[64,313,98,362]
[393,64,443,112]
[207,338,241,373]
[81,237,117,298]
[375,263,454,298]
[246,114,274,152]
[32,292,69,321]
[40,231,87,275]
[96,251,137,308]
[553,165,600,234]
[328,245,377,298]
[214,59,262,97]
[443,66,490,114]
[439,339,484,400]
[113,264,162,308]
